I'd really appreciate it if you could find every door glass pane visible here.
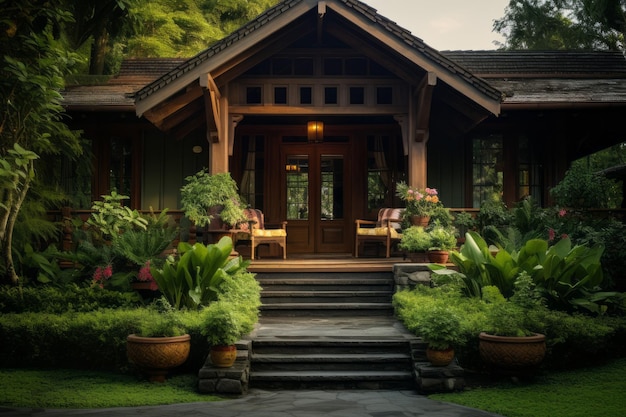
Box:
[321,155,343,220]
[286,156,308,220]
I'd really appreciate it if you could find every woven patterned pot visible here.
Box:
[426,347,455,366]
[478,332,546,370]
[127,334,191,382]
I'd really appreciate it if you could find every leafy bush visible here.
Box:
[0,308,209,371]
[0,284,141,313]
[551,163,620,209]
[393,283,624,370]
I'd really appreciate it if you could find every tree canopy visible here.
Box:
[494,0,626,50]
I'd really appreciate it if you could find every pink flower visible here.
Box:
[92,267,103,282]
[559,209,567,217]
[548,228,555,241]
[138,261,153,282]
[561,233,569,240]
[102,264,113,279]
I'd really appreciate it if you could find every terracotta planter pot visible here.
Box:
[406,251,429,263]
[126,334,191,382]
[426,347,455,366]
[410,215,430,227]
[427,250,449,264]
[478,332,546,370]
[210,345,238,368]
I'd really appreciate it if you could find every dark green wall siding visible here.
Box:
[141,131,208,211]
[427,134,467,208]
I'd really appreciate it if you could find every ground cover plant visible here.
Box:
[0,369,221,408]
[431,358,626,417]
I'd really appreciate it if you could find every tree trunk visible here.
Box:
[89,20,109,75]
[1,173,31,286]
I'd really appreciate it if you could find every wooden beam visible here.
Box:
[202,73,222,142]
[142,84,203,127]
[158,98,203,132]
[325,22,420,84]
[414,72,436,143]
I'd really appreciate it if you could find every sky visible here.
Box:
[361,0,510,51]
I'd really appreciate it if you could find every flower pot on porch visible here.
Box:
[406,251,429,263]
[427,250,449,264]
[410,215,430,227]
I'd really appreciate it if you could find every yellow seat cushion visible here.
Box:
[357,227,400,238]
[253,229,286,237]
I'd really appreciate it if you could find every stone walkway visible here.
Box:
[1,389,503,416]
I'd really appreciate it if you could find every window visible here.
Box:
[377,87,393,104]
[299,86,312,104]
[272,58,292,75]
[323,58,342,75]
[324,87,338,105]
[294,58,314,75]
[246,86,262,104]
[274,86,287,105]
[472,135,503,208]
[349,87,365,105]
[240,135,265,208]
[345,58,367,75]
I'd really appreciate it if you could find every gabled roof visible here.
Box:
[133,0,502,117]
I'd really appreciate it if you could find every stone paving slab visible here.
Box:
[0,389,504,417]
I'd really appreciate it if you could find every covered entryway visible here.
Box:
[234,122,405,256]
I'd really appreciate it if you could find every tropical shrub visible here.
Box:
[398,226,431,252]
[431,231,615,314]
[150,237,249,310]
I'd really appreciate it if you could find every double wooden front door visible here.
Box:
[280,142,352,254]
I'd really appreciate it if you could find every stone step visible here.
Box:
[252,337,413,354]
[251,352,411,371]
[259,302,394,316]
[257,278,394,292]
[250,370,415,390]
[261,290,392,304]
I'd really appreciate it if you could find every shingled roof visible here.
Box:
[442,50,626,78]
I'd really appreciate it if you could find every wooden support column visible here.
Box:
[408,72,436,188]
[201,73,231,174]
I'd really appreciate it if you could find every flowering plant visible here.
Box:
[396,181,440,217]
[137,260,159,291]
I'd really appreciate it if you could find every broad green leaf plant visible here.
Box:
[431,231,610,313]
[151,237,248,310]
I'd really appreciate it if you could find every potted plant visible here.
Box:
[398,226,431,262]
[395,182,441,227]
[427,225,457,264]
[202,300,257,367]
[126,300,190,382]
[418,306,464,366]
[180,169,247,230]
[478,274,547,372]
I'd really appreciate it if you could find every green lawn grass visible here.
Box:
[1,359,625,415]
[0,369,221,408]
[430,358,626,417]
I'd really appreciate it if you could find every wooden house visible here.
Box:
[61,0,626,257]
